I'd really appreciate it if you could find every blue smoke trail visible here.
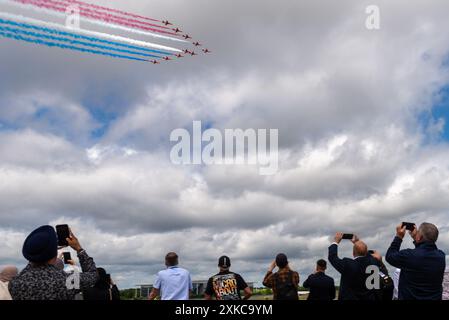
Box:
[0,17,173,56]
[0,24,161,58]
[0,30,149,62]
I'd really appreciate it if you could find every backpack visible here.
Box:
[273,271,298,300]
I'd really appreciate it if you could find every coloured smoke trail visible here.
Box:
[0,0,211,64]
[0,12,181,53]
[1,0,187,42]
[15,0,179,36]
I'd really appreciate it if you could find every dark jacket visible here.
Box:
[83,284,120,301]
[328,243,380,300]
[386,236,446,300]
[303,272,336,301]
[374,262,394,301]
[9,250,97,300]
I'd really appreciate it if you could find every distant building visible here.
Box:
[192,280,208,296]
[137,284,153,298]
[137,280,254,298]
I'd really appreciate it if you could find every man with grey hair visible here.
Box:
[386,222,446,300]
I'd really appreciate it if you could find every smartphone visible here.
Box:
[342,233,354,240]
[402,222,415,231]
[368,250,375,255]
[63,252,71,264]
[56,224,70,246]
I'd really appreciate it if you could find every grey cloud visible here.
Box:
[1,0,449,289]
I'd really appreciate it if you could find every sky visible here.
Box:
[1,0,449,289]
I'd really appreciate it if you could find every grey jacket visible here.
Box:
[9,250,97,300]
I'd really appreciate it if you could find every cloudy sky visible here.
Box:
[1,0,449,289]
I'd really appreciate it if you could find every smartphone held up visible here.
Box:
[62,252,71,264]
[56,224,70,247]
[402,222,416,231]
[342,233,354,240]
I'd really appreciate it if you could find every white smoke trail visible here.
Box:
[0,0,188,43]
[0,11,182,52]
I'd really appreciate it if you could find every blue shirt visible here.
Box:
[154,266,192,300]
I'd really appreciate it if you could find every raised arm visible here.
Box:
[66,231,97,290]
[262,260,277,288]
[385,224,411,268]
[77,250,98,289]
[328,233,345,274]
[62,230,98,300]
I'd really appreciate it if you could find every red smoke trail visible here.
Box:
[14,0,180,36]
[64,0,161,23]
[35,0,172,30]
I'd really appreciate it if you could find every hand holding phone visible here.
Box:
[396,223,408,239]
[402,222,415,231]
[342,233,354,240]
[334,232,343,244]
[57,225,83,252]
[369,250,382,261]
[66,230,83,252]
[63,252,71,264]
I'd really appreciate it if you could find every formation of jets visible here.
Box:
[152,19,211,65]
[150,47,210,64]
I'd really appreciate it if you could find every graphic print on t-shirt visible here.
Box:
[212,273,241,300]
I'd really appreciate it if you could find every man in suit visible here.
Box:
[386,222,446,300]
[328,233,380,300]
[303,259,336,300]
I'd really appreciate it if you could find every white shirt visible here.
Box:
[392,268,401,300]
[443,268,449,301]
[64,264,81,274]
[154,266,192,300]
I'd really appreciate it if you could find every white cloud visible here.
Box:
[1,0,449,288]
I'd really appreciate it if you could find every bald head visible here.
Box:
[353,241,368,257]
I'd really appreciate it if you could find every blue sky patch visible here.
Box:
[419,85,449,142]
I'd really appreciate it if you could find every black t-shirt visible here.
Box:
[205,271,248,300]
